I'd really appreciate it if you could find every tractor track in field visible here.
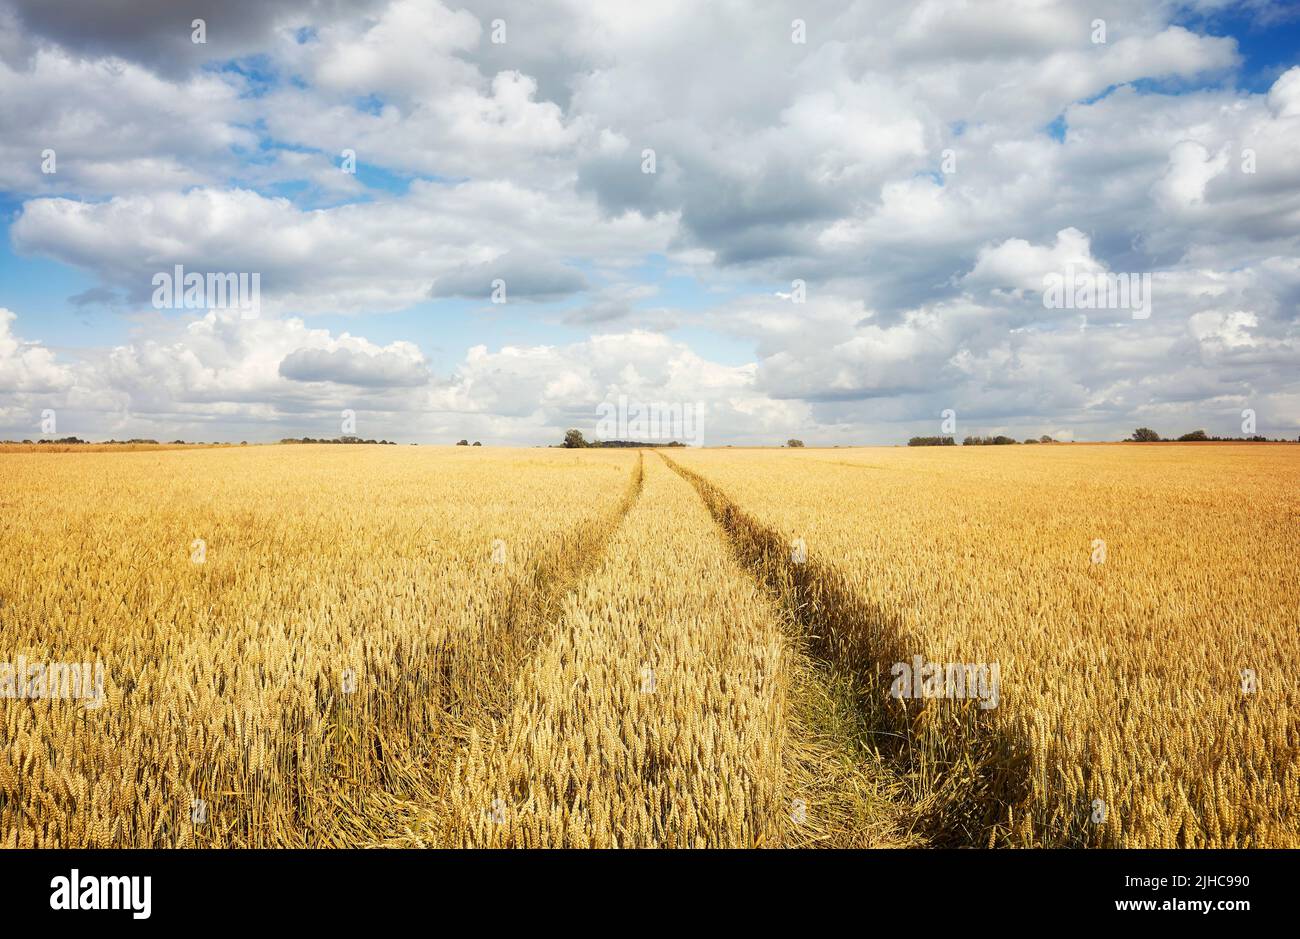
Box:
[658,450,1032,847]
[420,450,915,847]
[330,452,646,847]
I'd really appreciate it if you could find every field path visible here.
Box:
[395,452,915,847]
[657,451,924,847]
[658,451,1031,846]
[332,452,646,846]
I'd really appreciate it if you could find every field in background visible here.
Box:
[0,444,1295,847]
[0,445,639,846]
[669,444,1300,846]
[0,443,223,453]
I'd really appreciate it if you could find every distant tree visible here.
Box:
[1024,438,1039,444]
[1040,435,1054,443]
[472,441,482,446]
[562,429,589,449]
[456,439,469,446]
[908,436,955,447]
[1177,430,1209,442]
[1130,428,1161,442]
[786,439,805,448]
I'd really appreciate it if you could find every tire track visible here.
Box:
[659,450,1031,847]
[427,454,799,846]
[334,453,646,846]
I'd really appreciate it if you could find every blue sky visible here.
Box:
[0,0,1297,444]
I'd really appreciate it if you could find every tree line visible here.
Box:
[909,435,1057,446]
[1126,428,1293,442]
[908,429,1298,446]
[559,429,685,448]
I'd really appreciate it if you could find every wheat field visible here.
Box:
[668,443,1300,847]
[0,443,1295,847]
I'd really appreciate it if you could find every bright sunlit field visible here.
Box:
[1,443,1295,847]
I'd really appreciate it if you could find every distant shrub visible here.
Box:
[908,436,955,447]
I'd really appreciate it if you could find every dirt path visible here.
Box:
[385,452,916,847]
[658,451,923,846]
[332,454,645,846]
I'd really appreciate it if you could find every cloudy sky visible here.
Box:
[1,0,1297,445]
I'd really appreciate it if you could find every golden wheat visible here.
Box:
[435,454,788,845]
[2,442,1293,848]
[666,443,1300,847]
[0,444,638,847]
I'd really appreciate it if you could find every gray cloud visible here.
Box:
[0,0,1297,444]
[1,0,380,75]
[67,286,118,308]
[430,254,588,301]
[279,346,430,387]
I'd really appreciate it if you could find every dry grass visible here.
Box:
[0,443,223,453]
[2,442,1292,848]
[430,453,913,847]
[0,445,638,846]
[667,444,1300,847]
